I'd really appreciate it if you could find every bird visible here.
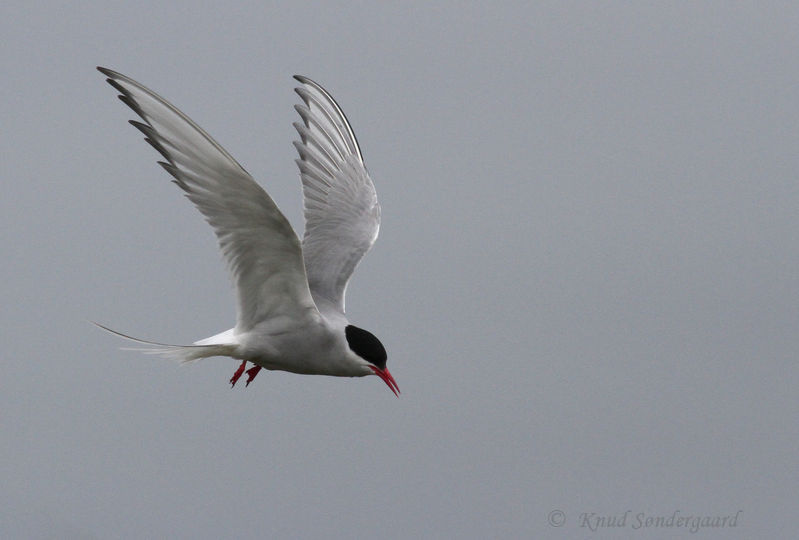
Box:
[96,67,398,397]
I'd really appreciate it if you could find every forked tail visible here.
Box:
[92,322,238,364]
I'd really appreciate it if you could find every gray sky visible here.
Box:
[2,2,798,538]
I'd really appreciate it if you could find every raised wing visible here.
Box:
[293,76,380,314]
[99,67,319,332]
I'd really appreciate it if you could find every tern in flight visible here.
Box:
[96,67,398,396]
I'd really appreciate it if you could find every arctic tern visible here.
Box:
[96,67,398,396]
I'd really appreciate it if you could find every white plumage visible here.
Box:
[96,68,398,396]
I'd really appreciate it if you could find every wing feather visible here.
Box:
[99,67,319,331]
[292,76,380,314]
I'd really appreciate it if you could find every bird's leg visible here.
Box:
[245,365,263,387]
[230,360,247,388]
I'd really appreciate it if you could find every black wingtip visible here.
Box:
[106,78,126,94]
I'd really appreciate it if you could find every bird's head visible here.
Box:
[345,325,399,397]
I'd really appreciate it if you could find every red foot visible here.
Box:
[245,365,262,387]
[230,360,247,387]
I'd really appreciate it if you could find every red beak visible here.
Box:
[369,366,400,397]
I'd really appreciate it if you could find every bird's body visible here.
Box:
[220,311,365,377]
[97,67,398,395]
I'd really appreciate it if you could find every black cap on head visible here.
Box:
[345,325,387,370]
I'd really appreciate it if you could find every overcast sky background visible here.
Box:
[2,2,798,538]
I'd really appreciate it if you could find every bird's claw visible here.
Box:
[230,360,247,387]
[245,365,262,387]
